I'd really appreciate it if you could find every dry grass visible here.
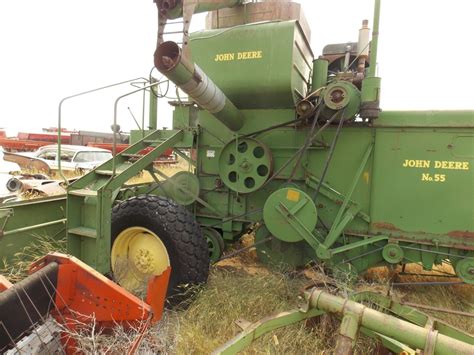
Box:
[171,263,379,354]
[0,233,67,282]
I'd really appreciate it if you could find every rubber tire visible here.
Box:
[111,195,210,301]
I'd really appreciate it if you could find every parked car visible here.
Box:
[28,145,113,171]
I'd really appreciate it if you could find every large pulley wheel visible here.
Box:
[263,187,317,243]
[164,171,200,206]
[111,195,210,300]
[219,138,273,193]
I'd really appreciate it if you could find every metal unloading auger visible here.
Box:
[0,253,171,354]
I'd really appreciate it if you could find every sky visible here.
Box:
[0,0,472,135]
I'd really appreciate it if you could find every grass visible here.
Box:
[0,233,67,282]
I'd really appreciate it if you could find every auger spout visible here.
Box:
[155,41,244,131]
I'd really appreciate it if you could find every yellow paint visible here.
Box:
[433,160,469,170]
[363,171,370,184]
[215,50,263,62]
[286,189,300,202]
[421,173,446,182]
[111,226,170,293]
[402,159,469,170]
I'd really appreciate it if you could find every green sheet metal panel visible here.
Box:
[376,110,474,128]
[190,20,313,109]
[0,197,67,265]
[371,115,474,244]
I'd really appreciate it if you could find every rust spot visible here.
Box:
[372,222,401,231]
[448,231,474,239]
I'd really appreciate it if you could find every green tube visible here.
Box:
[311,57,329,93]
[368,0,381,78]
[149,77,158,130]
[307,289,473,354]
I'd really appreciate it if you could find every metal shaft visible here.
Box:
[155,41,243,131]
[306,289,473,354]
[368,0,381,77]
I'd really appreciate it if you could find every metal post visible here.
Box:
[149,77,158,130]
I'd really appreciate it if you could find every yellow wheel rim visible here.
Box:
[111,226,170,294]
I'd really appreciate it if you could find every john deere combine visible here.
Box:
[1,0,473,353]
[1,0,473,302]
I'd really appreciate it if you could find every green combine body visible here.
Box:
[1,0,473,288]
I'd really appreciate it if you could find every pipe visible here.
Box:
[157,0,244,19]
[155,41,243,131]
[311,57,328,93]
[305,289,473,354]
[356,19,370,76]
[149,77,158,130]
[360,0,382,118]
[367,0,380,78]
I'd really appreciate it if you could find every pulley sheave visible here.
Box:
[219,138,273,193]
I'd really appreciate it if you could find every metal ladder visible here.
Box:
[66,129,183,273]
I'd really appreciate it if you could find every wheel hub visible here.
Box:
[111,227,170,294]
[382,244,404,264]
[455,258,474,284]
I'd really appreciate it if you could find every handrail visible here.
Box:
[110,80,165,177]
[57,77,147,184]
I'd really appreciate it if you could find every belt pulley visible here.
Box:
[218,138,273,193]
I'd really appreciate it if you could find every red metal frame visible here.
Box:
[27,253,171,354]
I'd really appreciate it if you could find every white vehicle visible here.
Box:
[30,145,112,171]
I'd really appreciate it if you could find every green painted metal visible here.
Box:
[361,76,381,103]
[189,20,313,110]
[218,138,272,193]
[202,227,225,263]
[321,81,361,121]
[0,197,66,265]
[351,291,474,346]
[367,0,381,78]
[212,308,325,355]
[263,188,317,243]
[214,289,474,354]
[304,289,473,354]
[160,171,200,206]
[66,129,184,273]
[149,77,158,130]
[311,57,329,93]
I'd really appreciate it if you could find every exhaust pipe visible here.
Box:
[155,41,243,131]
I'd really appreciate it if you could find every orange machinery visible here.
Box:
[0,253,170,354]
